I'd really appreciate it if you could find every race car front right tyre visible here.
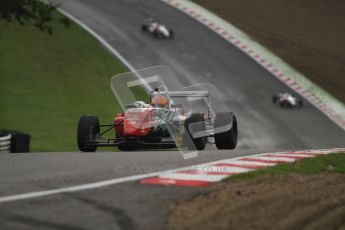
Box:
[214,112,238,150]
[279,101,285,108]
[141,24,147,32]
[77,115,100,152]
[184,113,207,150]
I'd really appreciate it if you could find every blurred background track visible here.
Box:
[0,0,344,229]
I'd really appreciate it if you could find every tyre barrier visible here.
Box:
[0,130,31,153]
[0,134,11,153]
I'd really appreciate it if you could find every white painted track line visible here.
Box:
[0,151,271,203]
[1,149,343,203]
[0,172,162,203]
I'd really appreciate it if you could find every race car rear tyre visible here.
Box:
[214,112,237,150]
[77,115,100,152]
[184,113,207,150]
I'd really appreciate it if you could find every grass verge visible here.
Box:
[226,152,345,181]
[0,11,127,152]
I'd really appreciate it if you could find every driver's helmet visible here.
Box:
[150,22,159,30]
[151,94,169,108]
[279,92,287,99]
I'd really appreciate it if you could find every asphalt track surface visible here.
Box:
[1,0,344,229]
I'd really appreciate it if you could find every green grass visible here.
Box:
[227,152,345,181]
[0,12,127,152]
[132,85,151,103]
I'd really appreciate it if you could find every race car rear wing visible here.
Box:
[151,90,211,117]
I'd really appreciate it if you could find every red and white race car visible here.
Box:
[77,88,237,152]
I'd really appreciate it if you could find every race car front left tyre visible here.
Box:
[272,95,278,104]
[153,31,160,38]
[141,24,147,32]
[77,115,100,152]
[184,113,207,150]
[298,100,303,107]
[214,112,238,150]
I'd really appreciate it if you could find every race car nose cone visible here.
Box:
[124,109,153,136]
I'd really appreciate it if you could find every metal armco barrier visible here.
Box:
[0,130,31,153]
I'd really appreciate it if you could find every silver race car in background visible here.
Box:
[273,92,303,108]
[142,18,174,39]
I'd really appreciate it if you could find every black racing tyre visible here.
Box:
[298,100,303,107]
[77,115,100,152]
[184,113,207,150]
[141,24,147,32]
[169,29,174,39]
[214,112,238,150]
[280,101,286,108]
[272,95,278,104]
[153,31,160,38]
[286,102,292,108]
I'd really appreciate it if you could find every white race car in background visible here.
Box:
[272,92,303,108]
[141,18,174,39]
